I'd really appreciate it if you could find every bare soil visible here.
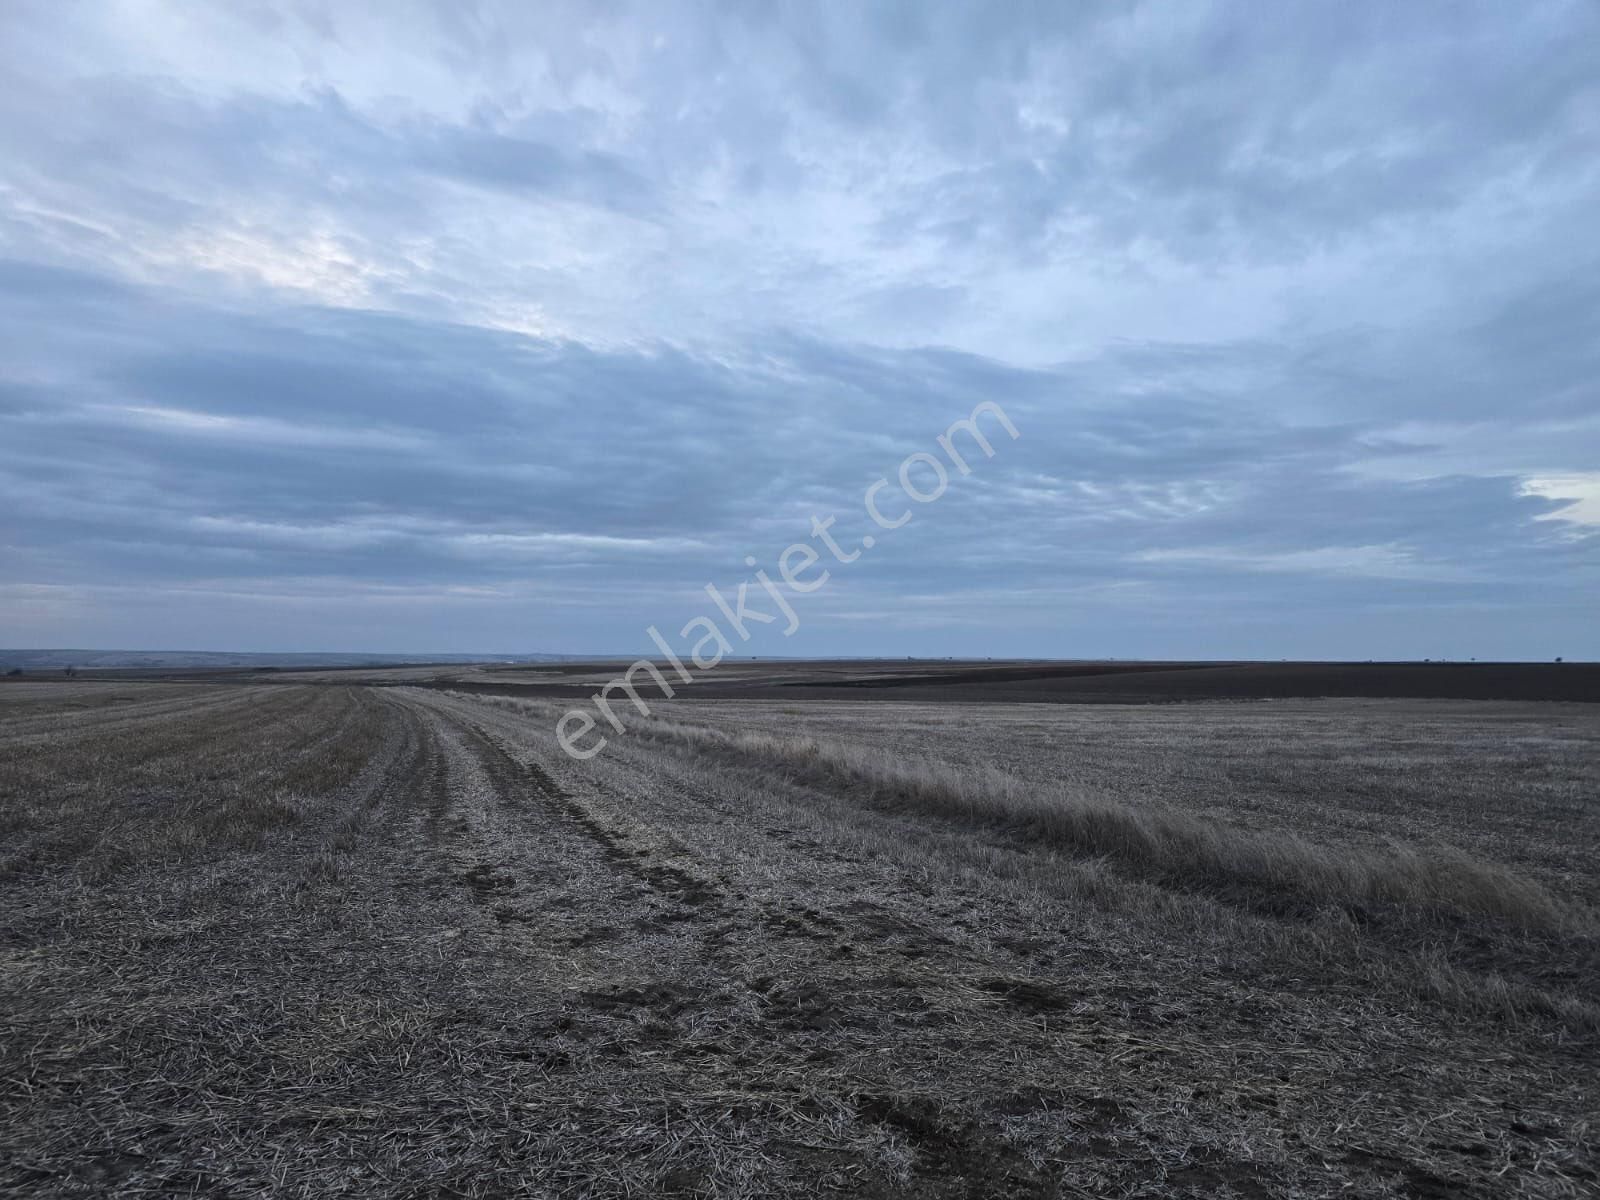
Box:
[376,657,1600,706]
[1,677,1596,1197]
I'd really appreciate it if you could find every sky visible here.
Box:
[1,0,1597,661]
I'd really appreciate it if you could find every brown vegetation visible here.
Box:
[2,677,1597,1197]
[623,712,1581,929]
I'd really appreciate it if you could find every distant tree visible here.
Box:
[1556,656,1564,663]
[4,667,21,677]
[64,666,78,677]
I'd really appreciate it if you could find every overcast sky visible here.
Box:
[2,1,1597,659]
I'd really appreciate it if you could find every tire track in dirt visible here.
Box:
[390,691,821,1086]
[396,689,732,923]
[384,692,677,952]
[388,690,1066,1195]
[8,680,1593,1197]
[392,690,1600,1200]
[412,690,1546,1200]
[400,689,998,993]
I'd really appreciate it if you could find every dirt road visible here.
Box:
[3,683,1596,1197]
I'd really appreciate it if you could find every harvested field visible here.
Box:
[2,676,1598,1197]
[393,658,1600,706]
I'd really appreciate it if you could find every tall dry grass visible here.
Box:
[595,709,1581,932]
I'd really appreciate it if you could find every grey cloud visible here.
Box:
[0,3,1596,656]
[4,261,1592,650]
[423,130,656,211]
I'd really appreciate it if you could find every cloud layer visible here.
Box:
[1,2,1596,658]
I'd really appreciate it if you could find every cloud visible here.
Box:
[1136,544,1479,584]
[0,2,1595,657]
[1522,475,1600,528]
[1,255,1593,658]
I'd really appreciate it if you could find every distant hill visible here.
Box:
[0,649,577,671]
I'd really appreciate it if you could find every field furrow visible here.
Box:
[2,680,1596,1198]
